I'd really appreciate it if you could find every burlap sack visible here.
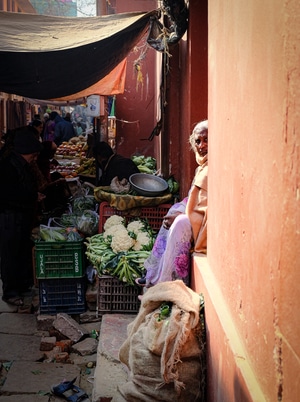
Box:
[118,280,205,401]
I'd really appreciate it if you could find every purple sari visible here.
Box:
[144,198,192,286]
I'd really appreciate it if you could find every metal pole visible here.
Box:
[96,0,106,16]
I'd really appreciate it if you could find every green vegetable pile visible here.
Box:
[72,195,96,213]
[85,215,156,286]
[132,155,157,174]
[167,176,180,194]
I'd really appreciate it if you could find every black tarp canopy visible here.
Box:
[0,10,157,99]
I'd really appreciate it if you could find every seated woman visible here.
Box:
[136,120,208,289]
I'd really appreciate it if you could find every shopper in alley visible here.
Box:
[50,111,75,146]
[29,119,44,141]
[0,126,42,306]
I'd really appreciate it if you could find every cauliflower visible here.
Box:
[127,219,154,251]
[104,215,125,231]
[133,231,152,251]
[103,222,135,253]
[103,217,153,253]
[103,224,127,240]
[127,220,145,234]
[111,231,135,253]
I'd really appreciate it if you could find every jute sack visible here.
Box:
[118,280,205,401]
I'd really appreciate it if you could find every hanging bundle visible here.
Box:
[134,62,144,92]
[147,0,189,52]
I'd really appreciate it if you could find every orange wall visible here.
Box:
[191,0,300,401]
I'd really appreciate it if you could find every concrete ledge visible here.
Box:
[190,254,266,402]
[92,314,135,401]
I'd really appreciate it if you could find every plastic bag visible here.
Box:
[65,228,83,241]
[72,195,96,213]
[77,210,99,236]
[49,213,79,228]
[39,225,66,242]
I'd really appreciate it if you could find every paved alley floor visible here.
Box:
[0,281,136,402]
[0,283,98,401]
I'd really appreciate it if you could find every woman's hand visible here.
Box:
[162,211,182,230]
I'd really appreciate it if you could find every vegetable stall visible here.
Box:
[33,138,180,315]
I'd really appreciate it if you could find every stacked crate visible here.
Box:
[35,240,86,314]
[97,201,172,315]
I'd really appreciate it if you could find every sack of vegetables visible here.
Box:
[85,215,156,286]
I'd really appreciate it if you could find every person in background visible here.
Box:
[75,122,83,136]
[43,112,55,142]
[93,141,139,186]
[36,141,58,182]
[35,141,70,213]
[136,120,208,291]
[0,126,43,306]
[42,113,50,140]
[64,112,72,122]
[29,119,43,141]
[86,132,95,158]
[50,111,75,147]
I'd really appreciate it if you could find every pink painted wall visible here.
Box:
[191,0,300,401]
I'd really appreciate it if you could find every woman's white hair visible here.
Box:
[189,119,208,152]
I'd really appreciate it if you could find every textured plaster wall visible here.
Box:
[192,0,300,401]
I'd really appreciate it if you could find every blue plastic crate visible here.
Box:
[39,277,86,315]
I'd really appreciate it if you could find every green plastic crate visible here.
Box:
[35,240,84,279]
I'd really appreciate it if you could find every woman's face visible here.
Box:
[194,129,208,158]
